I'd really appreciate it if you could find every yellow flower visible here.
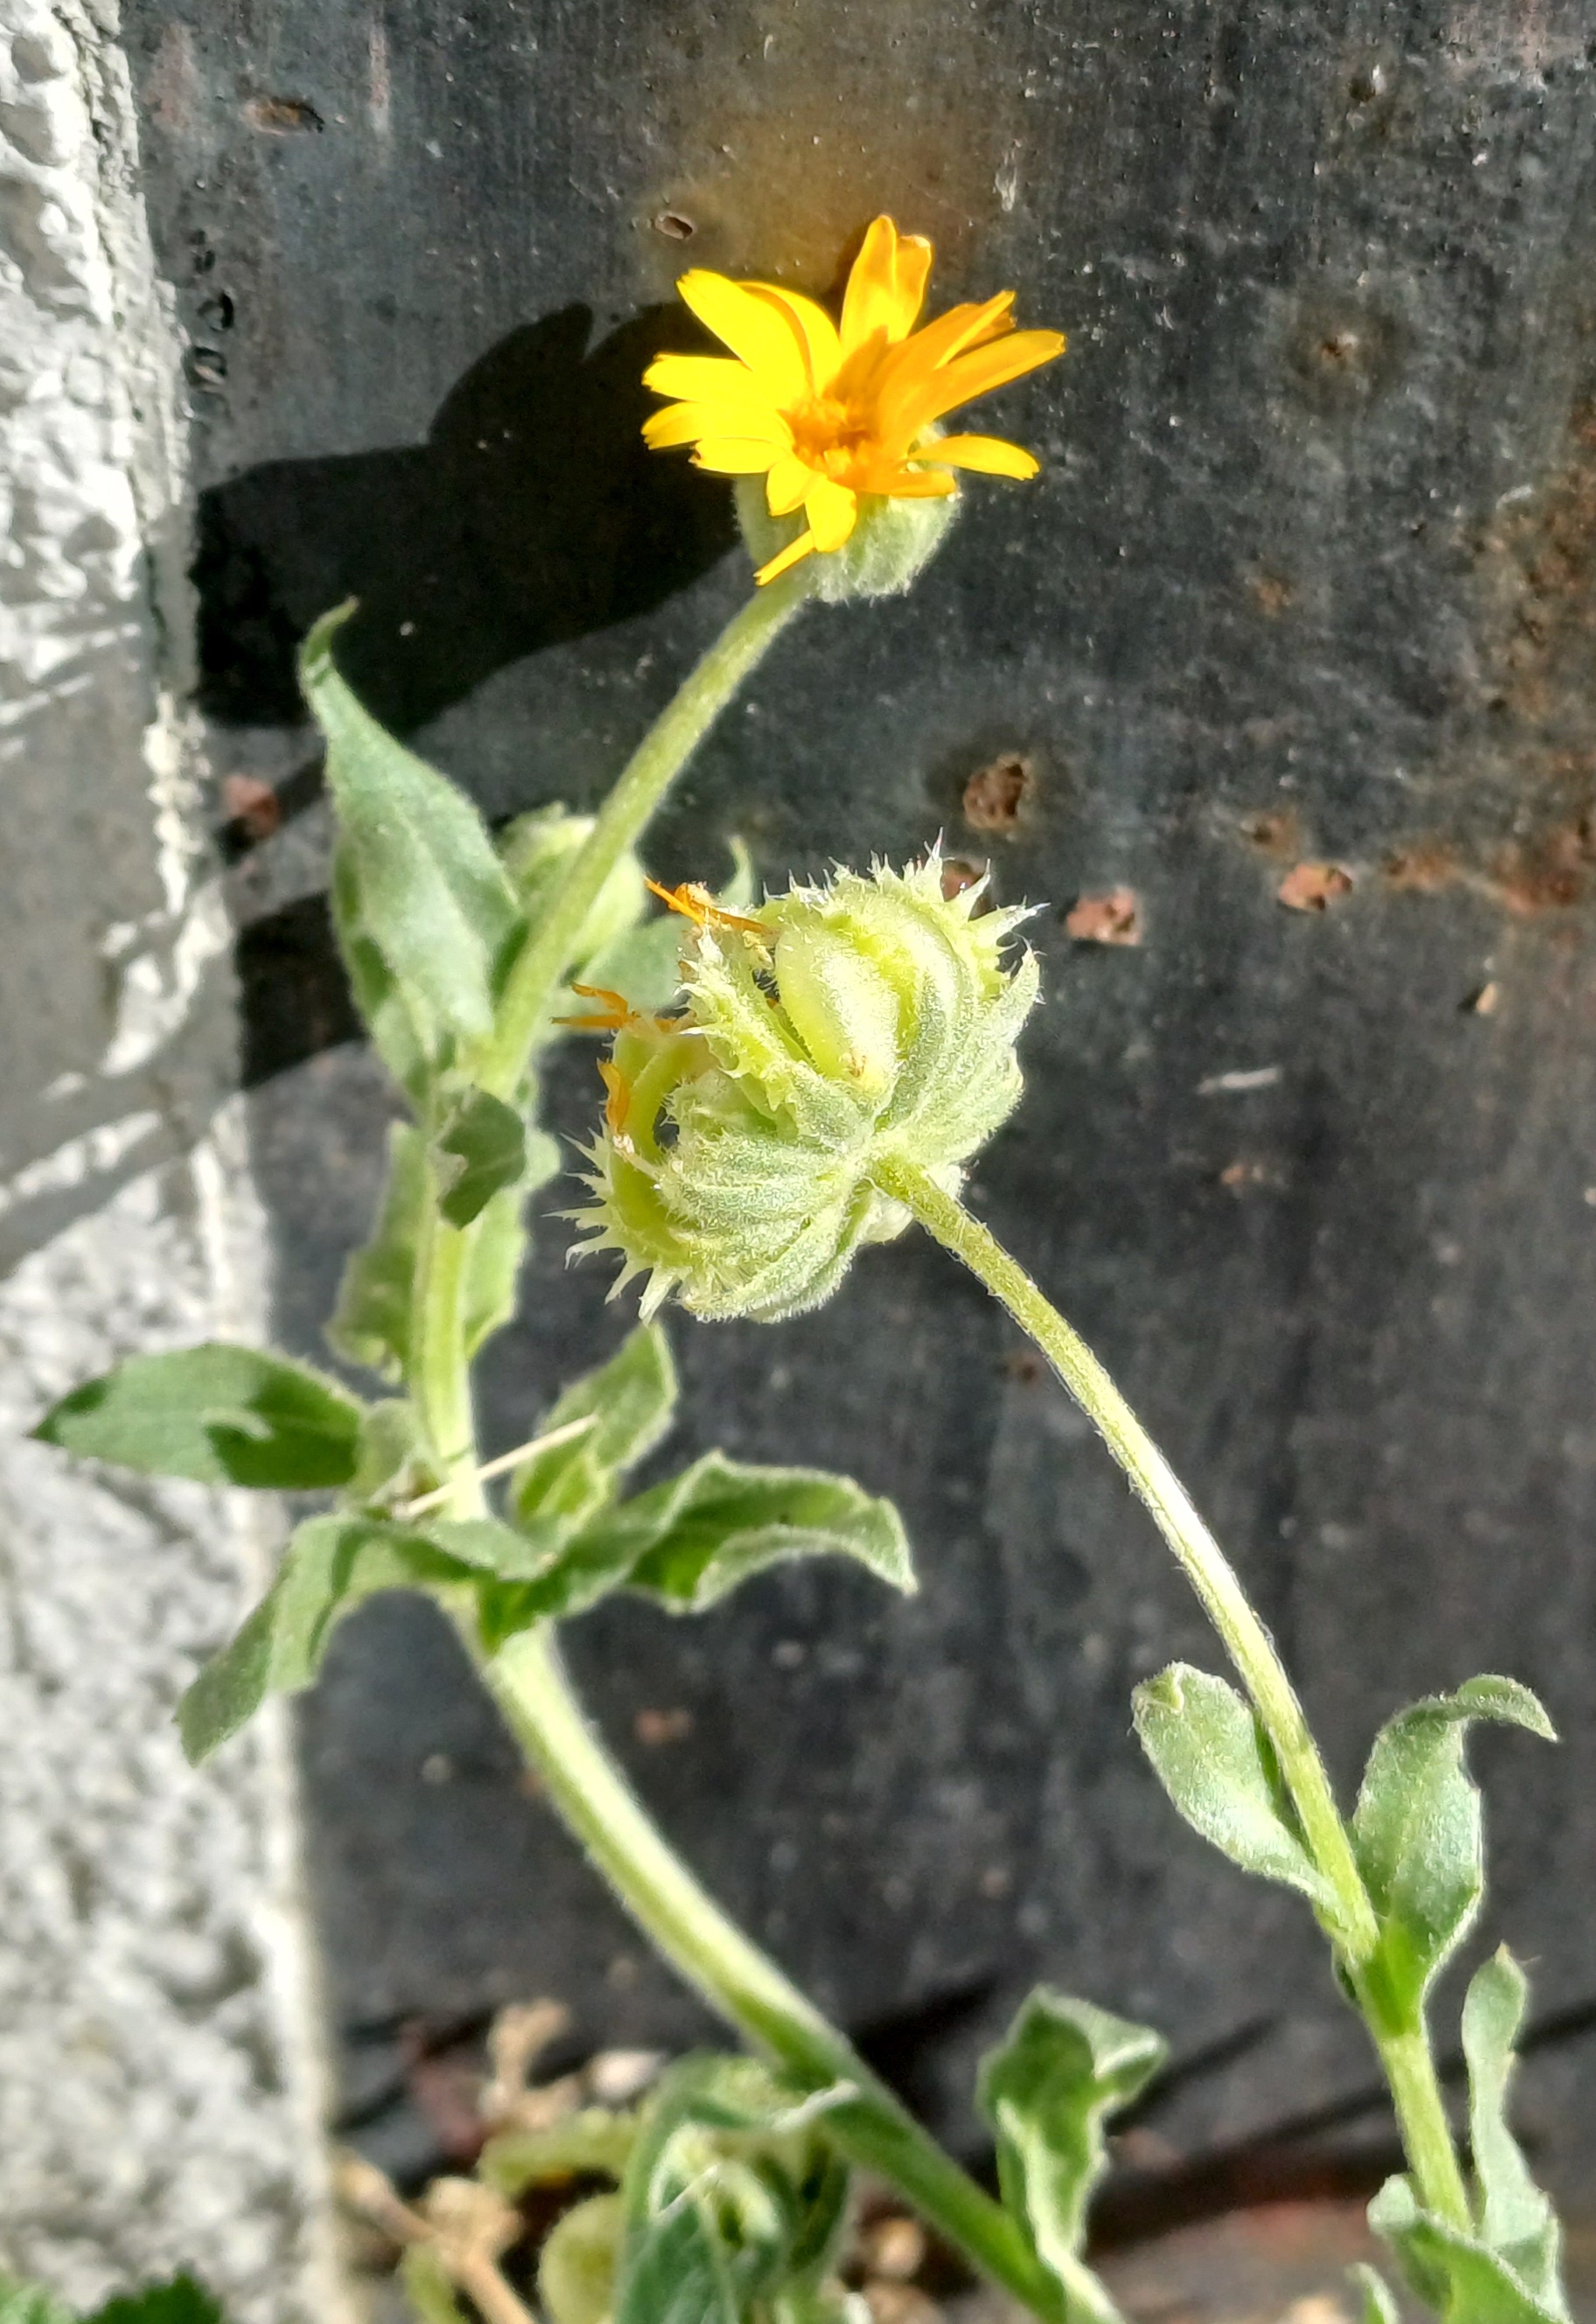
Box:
[642,216,1065,585]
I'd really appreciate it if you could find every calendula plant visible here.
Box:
[31,219,1565,2324]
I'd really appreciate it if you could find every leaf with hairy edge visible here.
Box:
[977,1988,1165,2292]
[619,1454,914,1610]
[1462,1949,1567,2317]
[614,2056,851,2324]
[1133,1665,1343,1922]
[509,1322,678,1539]
[330,840,431,1102]
[1370,2175,1564,2324]
[1352,1677,1555,2022]
[35,1344,363,1490]
[301,602,525,1047]
[178,1515,475,1762]
[1348,2264,1400,2324]
[432,1085,527,1229]
[329,1123,427,1379]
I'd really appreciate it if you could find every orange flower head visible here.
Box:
[642,217,1065,586]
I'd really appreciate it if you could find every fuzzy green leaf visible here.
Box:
[1370,2175,1564,2324]
[88,2283,226,2324]
[1352,1678,1555,2020]
[1462,1950,1566,2315]
[1133,1664,1341,1919]
[509,1322,678,1540]
[1349,2263,1401,2324]
[178,1514,473,1761]
[466,1173,538,1358]
[301,602,525,1046]
[481,2109,640,2196]
[614,2056,850,2324]
[540,2193,624,2324]
[329,1123,427,1380]
[0,2279,74,2324]
[616,1453,915,1610]
[35,1344,363,1490]
[433,1086,527,1230]
[330,838,432,1102]
[978,1988,1166,2285]
[398,2251,468,2324]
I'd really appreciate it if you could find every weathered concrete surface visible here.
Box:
[122,0,1596,2230]
[0,2,330,2310]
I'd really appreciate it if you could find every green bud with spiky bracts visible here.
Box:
[570,853,1038,1322]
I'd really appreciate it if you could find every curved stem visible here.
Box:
[873,1153,1376,1957]
[481,569,812,1101]
[482,1625,1108,2324]
[871,1160,1484,2227]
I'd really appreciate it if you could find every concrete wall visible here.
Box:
[0,3,329,2311]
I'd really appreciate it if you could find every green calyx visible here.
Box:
[572,855,1038,1322]
[733,475,960,602]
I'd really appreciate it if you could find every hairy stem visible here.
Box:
[482,1625,1113,2324]
[873,1158,1469,2226]
[482,568,812,1100]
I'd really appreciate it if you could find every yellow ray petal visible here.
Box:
[840,217,934,360]
[864,295,1018,434]
[803,474,858,552]
[643,399,793,451]
[765,452,814,516]
[920,433,1040,479]
[754,528,818,585]
[677,270,809,400]
[690,435,786,475]
[892,328,1065,434]
[858,465,959,498]
[745,284,842,389]
[644,353,769,406]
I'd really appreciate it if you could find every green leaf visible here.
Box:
[398,2250,469,2324]
[618,1453,915,1610]
[0,2277,74,2324]
[1370,2175,1564,2324]
[347,1398,427,1502]
[88,2284,226,2324]
[35,1345,363,1489]
[178,1514,474,1761]
[330,839,431,1102]
[1133,1664,1342,1921]
[614,2056,850,2324]
[329,1123,427,1380]
[419,1514,557,1580]
[502,1451,915,1630]
[301,602,525,1046]
[466,1173,537,1359]
[481,2108,640,2196]
[539,2192,626,2324]
[1351,1678,1555,2019]
[977,1988,1165,2287]
[1349,2262,1401,2324]
[432,1085,527,1229]
[509,1322,678,1539]
[1462,1949,1566,2316]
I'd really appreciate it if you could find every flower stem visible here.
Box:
[872,1155,1376,1956]
[480,1623,1114,2324]
[871,1159,1483,2226]
[481,567,813,1101]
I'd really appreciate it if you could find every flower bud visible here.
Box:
[572,855,1038,1322]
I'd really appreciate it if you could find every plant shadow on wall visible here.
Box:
[213,303,736,1093]
[199,302,735,737]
